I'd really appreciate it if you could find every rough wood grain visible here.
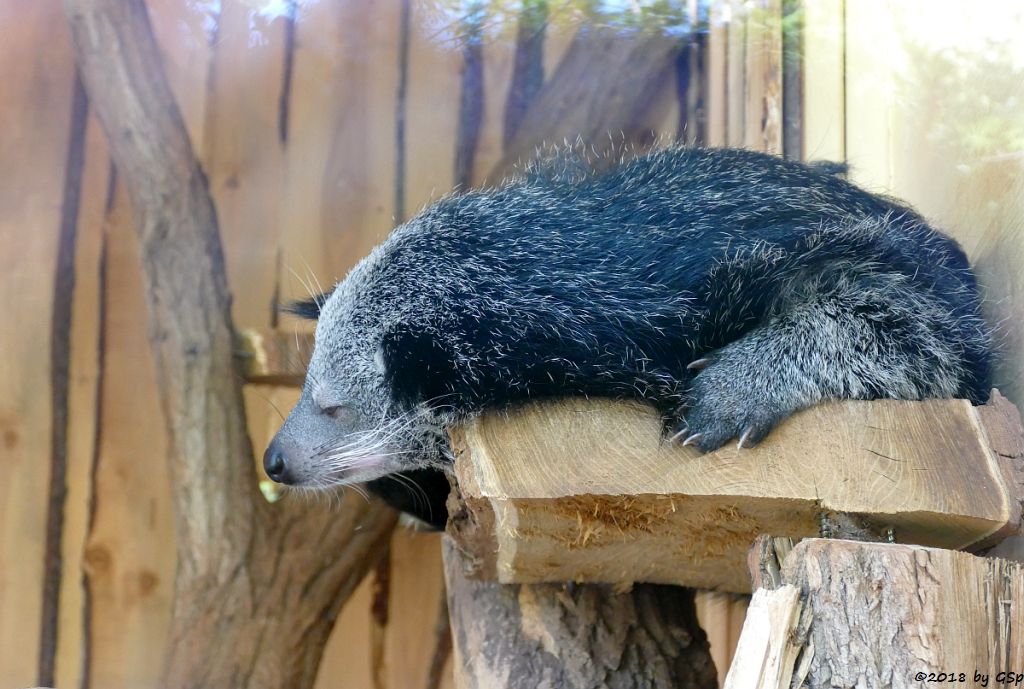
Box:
[779,539,1024,689]
[721,585,802,689]
[447,396,1021,593]
[443,536,717,689]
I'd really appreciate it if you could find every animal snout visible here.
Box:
[263,439,291,484]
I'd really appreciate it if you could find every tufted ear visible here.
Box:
[282,290,334,320]
[377,323,460,408]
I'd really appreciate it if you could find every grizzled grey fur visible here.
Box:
[265,146,992,528]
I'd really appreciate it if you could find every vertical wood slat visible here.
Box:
[0,0,78,684]
[725,0,746,147]
[404,0,461,215]
[39,68,89,689]
[704,3,728,147]
[454,3,486,190]
[82,175,177,689]
[743,0,782,154]
[472,15,517,185]
[781,0,802,159]
[55,111,113,689]
[502,0,547,152]
[395,0,411,224]
[678,0,709,145]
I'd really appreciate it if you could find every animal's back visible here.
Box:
[370,147,990,423]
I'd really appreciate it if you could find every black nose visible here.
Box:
[263,444,288,483]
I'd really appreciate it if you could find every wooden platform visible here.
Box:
[447,395,1023,593]
[237,329,1024,593]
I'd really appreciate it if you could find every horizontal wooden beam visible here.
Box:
[238,325,1024,592]
[447,393,1023,593]
[236,328,313,387]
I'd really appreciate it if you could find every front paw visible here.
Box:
[672,355,787,453]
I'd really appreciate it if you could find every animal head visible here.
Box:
[262,241,449,490]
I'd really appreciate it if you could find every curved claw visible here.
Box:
[682,432,704,447]
[737,425,771,449]
[668,425,689,443]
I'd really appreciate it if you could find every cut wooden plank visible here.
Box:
[695,592,752,689]
[775,539,1024,688]
[721,585,802,689]
[447,396,1021,593]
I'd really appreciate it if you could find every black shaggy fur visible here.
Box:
[279,146,992,528]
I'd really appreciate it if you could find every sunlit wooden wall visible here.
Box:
[2,1,1022,688]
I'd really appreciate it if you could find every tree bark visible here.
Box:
[739,537,1024,689]
[443,537,717,689]
[61,1,398,687]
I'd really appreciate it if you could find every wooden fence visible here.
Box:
[1,1,1021,687]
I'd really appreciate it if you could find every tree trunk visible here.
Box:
[443,537,718,689]
[737,537,1024,689]
[61,1,398,686]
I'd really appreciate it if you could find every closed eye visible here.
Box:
[321,405,352,421]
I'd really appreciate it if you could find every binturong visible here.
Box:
[264,146,993,528]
